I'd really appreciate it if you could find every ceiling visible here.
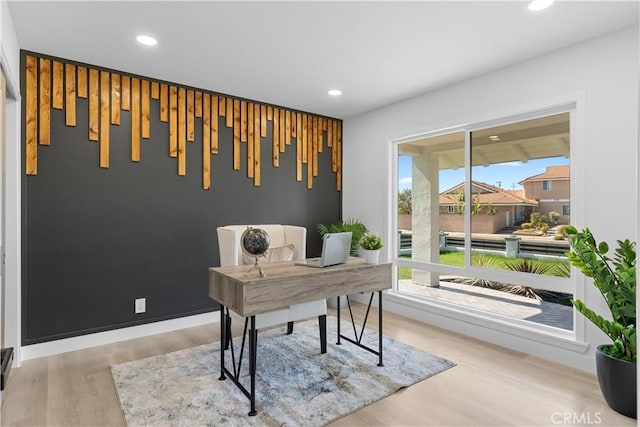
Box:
[8,1,639,119]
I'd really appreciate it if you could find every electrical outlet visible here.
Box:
[135,298,146,314]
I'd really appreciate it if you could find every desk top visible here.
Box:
[209,257,392,316]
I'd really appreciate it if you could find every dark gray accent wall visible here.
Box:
[21,52,342,345]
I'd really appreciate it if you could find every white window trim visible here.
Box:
[387,94,587,346]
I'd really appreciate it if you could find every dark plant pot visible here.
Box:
[595,345,637,419]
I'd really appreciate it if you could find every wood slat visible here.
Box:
[279,108,286,152]
[272,108,279,166]
[195,91,202,118]
[337,121,342,191]
[332,119,338,172]
[254,104,261,186]
[100,71,110,168]
[211,95,219,154]
[302,113,308,163]
[111,74,120,125]
[313,116,318,176]
[38,58,51,146]
[233,99,240,170]
[141,80,150,139]
[203,92,211,190]
[178,87,186,175]
[52,61,63,109]
[267,106,273,120]
[260,105,267,137]
[187,89,195,141]
[226,98,233,128]
[296,113,302,182]
[169,86,177,157]
[25,55,37,175]
[131,77,140,161]
[317,116,324,153]
[121,75,130,111]
[77,66,87,98]
[160,84,168,122]
[151,81,159,99]
[89,69,99,141]
[247,102,254,178]
[327,119,334,148]
[240,100,247,143]
[330,120,336,172]
[323,117,328,131]
[64,64,76,126]
[285,110,291,145]
[291,111,296,137]
[307,115,313,189]
[219,96,226,116]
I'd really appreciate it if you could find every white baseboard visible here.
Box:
[21,312,220,361]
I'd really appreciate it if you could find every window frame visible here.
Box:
[389,101,585,341]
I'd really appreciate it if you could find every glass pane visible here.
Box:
[396,266,573,331]
[397,131,466,285]
[468,113,571,277]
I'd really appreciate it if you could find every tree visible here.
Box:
[398,188,412,214]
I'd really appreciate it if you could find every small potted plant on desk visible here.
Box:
[359,232,383,264]
[565,226,636,419]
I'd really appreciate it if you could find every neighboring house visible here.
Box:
[437,165,570,233]
[518,165,570,224]
[439,181,538,233]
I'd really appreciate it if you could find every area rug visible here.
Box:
[111,317,455,426]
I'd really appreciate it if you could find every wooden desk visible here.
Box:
[209,258,392,415]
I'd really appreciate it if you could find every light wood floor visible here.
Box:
[1,305,635,427]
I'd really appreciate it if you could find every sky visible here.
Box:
[398,156,569,192]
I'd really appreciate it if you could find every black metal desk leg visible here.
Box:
[219,306,226,380]
[319,315,327,353]
[378,291,384,367]
[248,315,258,416]
[336,296,342,345]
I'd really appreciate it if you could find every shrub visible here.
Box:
[539,224,550,234]
[530,212,549,230]
[554,234,566,240]
[521,222,532,230]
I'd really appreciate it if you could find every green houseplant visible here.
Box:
[317,218,366,256]
[359,232,383,264]
[564,226,636,418]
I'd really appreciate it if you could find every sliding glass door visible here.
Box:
[394,110,574,332]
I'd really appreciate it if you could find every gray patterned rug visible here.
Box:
[111,317,455,426]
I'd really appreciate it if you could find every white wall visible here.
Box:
[344,25,639,371]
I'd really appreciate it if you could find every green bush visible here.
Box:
[521,222,532,230]
[530,212,549,230]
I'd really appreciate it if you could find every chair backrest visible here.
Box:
[217,224,307,267]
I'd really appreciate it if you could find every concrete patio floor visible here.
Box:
[398,278,573,331]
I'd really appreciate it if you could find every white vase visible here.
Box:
[362,249,380,264]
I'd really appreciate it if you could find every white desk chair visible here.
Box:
[216,224,327,353]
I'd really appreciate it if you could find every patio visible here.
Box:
[398,278,573,331]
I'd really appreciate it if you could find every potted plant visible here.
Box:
[564,226,636,419]
[359,232,383,264]
[317,218,367,256]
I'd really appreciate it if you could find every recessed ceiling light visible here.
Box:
[136,35,158,46]
[528,0,554,11]
[328,89,342,96]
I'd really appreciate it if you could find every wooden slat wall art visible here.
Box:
[65,64,76,126]
[211,95,219,154]
[38,58,51,146]
[141,80,150,139]
[23,54,343,191]
[111,74,121,125]
[131,77,141,161]
[100,71,110,168]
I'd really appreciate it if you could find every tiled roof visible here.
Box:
[440,181,538,206]
[518,165,569,184]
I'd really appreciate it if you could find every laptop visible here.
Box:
[295,232,352,268]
